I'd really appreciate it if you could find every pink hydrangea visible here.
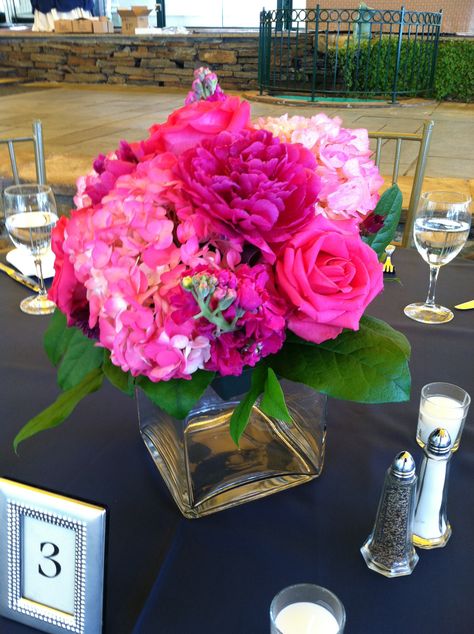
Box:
[255,113,383,222]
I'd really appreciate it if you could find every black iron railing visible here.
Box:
[258,6,443,103]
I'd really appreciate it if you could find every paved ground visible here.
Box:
[0,83,473,197]
[0,82,473,257]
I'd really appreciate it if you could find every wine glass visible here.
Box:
[404,191,471,324]
[4,184,58,316]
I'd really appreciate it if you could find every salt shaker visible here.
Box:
[413,427,452,549]
[361,451,419,577]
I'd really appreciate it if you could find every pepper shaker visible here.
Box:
[413,427,452,548]
[361,451,419,577]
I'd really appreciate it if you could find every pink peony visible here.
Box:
[276,215,383,344]
[256,113,383,222]
[174,129,320,263]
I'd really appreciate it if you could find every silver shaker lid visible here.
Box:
[427,428,452,456]
[391,451,416,479]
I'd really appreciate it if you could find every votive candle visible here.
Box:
[270,584,345,634]
[418,396,464,445]
[275,601,340,634]
[417,383,470,451]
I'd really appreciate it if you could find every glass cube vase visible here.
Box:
[137,375,327,518]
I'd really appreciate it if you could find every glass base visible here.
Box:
[413,524,452,549]
[20,293,56,316]
[404,302,453,324]
[138,379,327,519]
[360,540,419,578]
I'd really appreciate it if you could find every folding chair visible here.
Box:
[369,120,434,248]
[0,120,47,185]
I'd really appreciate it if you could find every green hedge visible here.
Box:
[434,39,474,102]
[330,37,474,102]
[332,38,426,96]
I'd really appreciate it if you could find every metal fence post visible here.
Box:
[258,9,265,94]
[429,9,443,98]
[311,4,320,102]
[391,5,405,104]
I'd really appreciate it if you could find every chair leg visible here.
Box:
[33,120,46,185]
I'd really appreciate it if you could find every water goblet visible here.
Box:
[4,184,58,315]
[404,191,471,324]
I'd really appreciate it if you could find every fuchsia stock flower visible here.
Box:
[170,263,287,376]
[185,66,226,105]
[51,73,385,383]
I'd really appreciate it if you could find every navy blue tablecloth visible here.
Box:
[1,247,473,633]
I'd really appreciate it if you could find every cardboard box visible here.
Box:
[92,19,113,33]
[72,19,94,33]
[118,7,151,35]
[54,19,74,33]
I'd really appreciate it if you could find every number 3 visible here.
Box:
[38,542,61,578]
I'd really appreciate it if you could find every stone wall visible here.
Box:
[0,33,259,89]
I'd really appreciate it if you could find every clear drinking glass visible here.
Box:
[417,382,471,451]
[404,191,471,324]
[270,584,346,634]
[4,184,58,315]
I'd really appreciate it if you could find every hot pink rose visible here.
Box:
[49,215,89,329]
[276,215,383,344]
[141,96,251,157]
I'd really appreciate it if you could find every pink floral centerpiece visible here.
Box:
[16,68,408,464]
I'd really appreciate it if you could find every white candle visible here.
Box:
[418,395,464,446]
[275,602,340,634]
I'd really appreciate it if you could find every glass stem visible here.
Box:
[34,257,47,297]
[425,265,440,307]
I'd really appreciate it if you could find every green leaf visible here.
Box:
[229,365,267,446]
[44,309,76,367]
[363,185,403,258]
[103,352,134,397]
[14,368,104,452]
[137,370,215,420]
[260,368,292,423]
[57,329,104,391]
[272,316,411,403]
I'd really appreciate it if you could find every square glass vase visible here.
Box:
[137,375,327,518]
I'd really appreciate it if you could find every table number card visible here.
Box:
[0,478,106,634]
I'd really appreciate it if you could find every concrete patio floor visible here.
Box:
[0,82,473,204]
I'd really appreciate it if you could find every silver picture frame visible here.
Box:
[0,478,106,634]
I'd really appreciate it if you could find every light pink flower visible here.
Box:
[256,113,383,222]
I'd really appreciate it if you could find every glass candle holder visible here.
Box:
[417,382,471,451]
[270,584,345,634]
